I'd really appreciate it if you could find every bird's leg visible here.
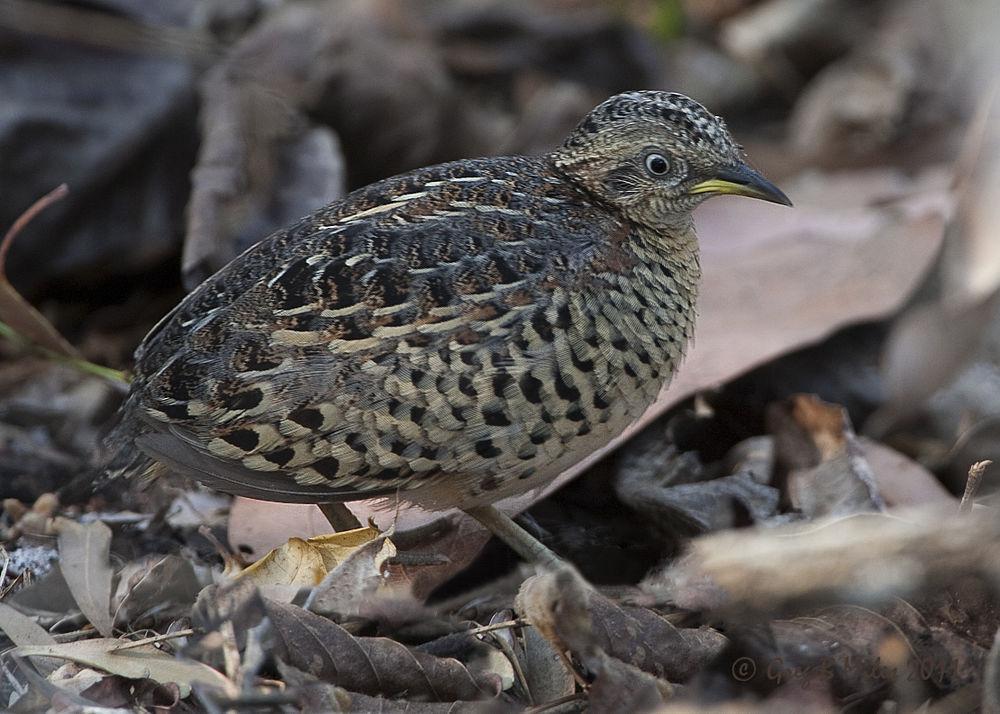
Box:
[463,504,563,568]
[318,502,364,531]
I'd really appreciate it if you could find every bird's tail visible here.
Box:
[96,394,157,484]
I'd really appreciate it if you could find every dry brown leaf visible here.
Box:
[238,526,382,589]
[517,565,725,683]
[298,684,488,713]
[14,638,231,698]
[54,517,114,637]
[519,625,575,703]
[592,598,726,683]
[872,295,1000,436]
[516,566,594,661]
[729,601,985,707]
[264,599,499,701]
[587,650,673,713]
[191,578,265,647]
[227,499,492,602]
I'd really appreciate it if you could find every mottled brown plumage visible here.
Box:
[103,90,789,519]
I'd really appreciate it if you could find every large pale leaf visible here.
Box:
[55,517,114,637]
[14,638,231,698]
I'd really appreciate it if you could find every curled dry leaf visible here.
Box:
[516,565,726,683]
[14,638,231,698]
[768,394,884,517]
[615,439,780,538]
[264,599,500,702]
[519,624,575,704]
[651,506,1000,615]
[238,526,382,590]
[54,517,114,637]
[309,534,405,619]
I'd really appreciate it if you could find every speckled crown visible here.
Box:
[561,90,739,157]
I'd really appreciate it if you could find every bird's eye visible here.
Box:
[644,153,670,176]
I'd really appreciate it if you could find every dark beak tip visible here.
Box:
[721,164,793,208]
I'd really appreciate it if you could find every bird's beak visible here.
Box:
[688,163,792,206]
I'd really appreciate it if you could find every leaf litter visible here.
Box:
[2,0,1000,712]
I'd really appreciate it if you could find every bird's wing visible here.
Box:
[112,155,619,504]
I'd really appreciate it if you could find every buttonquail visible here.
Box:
[103,91,790,563]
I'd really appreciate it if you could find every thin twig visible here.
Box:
[524,692,586,713]
[110,628,197,652]
[0,184,69,271]
[465,618,526,637]
[960,460,992,513]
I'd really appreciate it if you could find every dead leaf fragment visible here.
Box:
[862,437,955,508]
[615,441,780,538]
[309,534,401,618]
[769,394,884,517]
[111,554,201,628]
[54,517,114,637]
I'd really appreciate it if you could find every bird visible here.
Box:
[102,90,790,564]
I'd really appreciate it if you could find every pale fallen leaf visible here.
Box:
[54,517,114,637]
[861,437,954,508]
[14,638,231,698]
[869,87,1000,435]
[238,526,381,588]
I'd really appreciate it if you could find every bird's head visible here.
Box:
[551,90,791,230]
